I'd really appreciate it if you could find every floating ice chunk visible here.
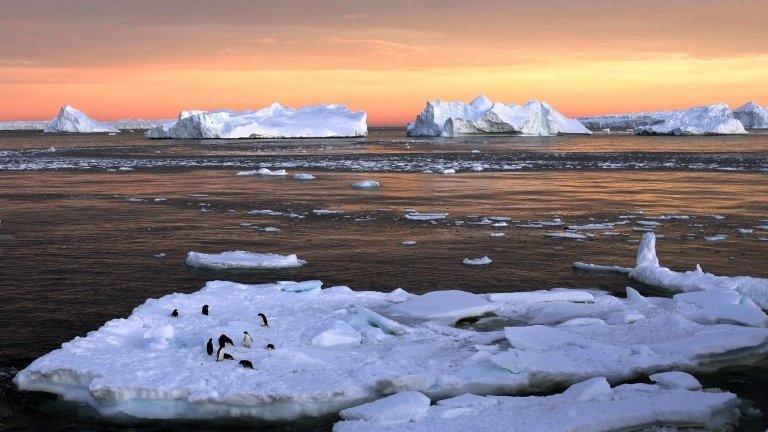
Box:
[462,256,492,266]
[404,212,448,221]
[440,168,456,174]
[562,377,613,402]
[567,223,614,230]
[704,234,728,242]
[635,104,747,135]
[394,290,496,321]
[674,290,768,327]
[338,391,430,424]
[739,228,754,234]
[185,251,306,270]
[236,168,287,176]
[572,262,632,274]
[636,220,660,227]
[311,320,362,348]
[649,371,702,390]
[489,232,505,237]
[43,105,120,134]
[146,103,367,139]
[313,209,346,215]
[352,180,380,189]
[545,232,587,240]
[334,383,737,432]
[635,232,660,267]
[400,240,417,246]
[293,173,316,181]
[406,96,591,137]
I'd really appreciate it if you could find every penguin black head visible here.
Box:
[239,360,254,369]
[202,305,209,316]
[223,353,234,360]
[257,313,268,327]
[219,334,234,348]
[266,343,275,350]
[171,309,179,317]
[206,338,214,356]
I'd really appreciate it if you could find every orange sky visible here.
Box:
[1,0,767,126]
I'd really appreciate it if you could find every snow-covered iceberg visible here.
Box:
[733,101,768,129]
[634,104,746,135]
[14,279,768,420]
[578,111,670,132]
[43,105,119,134]
[406,95,591,137]
[146,103,367,139]
[334,380,738,432]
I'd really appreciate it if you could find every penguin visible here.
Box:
[216,346,233,361]
[171,309,179,317]
[239,360,254,369]
[242,331,253,348]
[202,305,209,316]
[206,338,214,356]
[219,334,234,348]
[257,313,269,327]
[266,343,275,350]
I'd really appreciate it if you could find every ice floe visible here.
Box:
[462,256,492,266]
[545,232,588,240]
[293,173,316,181]
[185,251,306,270]
[352,180,380,189]
[406,95,591,137]
[236,168,287,176]
[404,212,448,221]
[146,103,367,139]
[43,105,120,134]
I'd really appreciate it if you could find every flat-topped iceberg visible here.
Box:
[43,105,119,134]
[334,380,738,432]
[146,103,367,139]
[634,104,746,135]
[733,101,768,129]
[406,95,591,137]
[14,279,768,421]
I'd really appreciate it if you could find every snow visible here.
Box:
[236,168,287,176]
[13,280,768,421]
[333,382,737,432]
[462,256,492,266]
[635,104,747,135]
[649,371,702,390]
[352,180,380,189]
[733,101,768,129]
[393,290,496,321]
[146,103,367,139]
[43,105,119,134]
[406,95,591,137]
[185,251,307,270]
[293,173,316,181]
[338,391,430,424]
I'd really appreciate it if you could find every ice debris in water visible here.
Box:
[185,251,306,270]
[462,256,492,266]
[236,168,287,176]
[352,180,380,189]
[293,173,316,181]
[404,212,448,221]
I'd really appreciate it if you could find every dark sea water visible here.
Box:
[0,129,767,431]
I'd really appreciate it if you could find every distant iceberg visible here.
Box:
[406,95,592,137]
[733,101,768,129]
[146,103,367,139]
[43,105,119,134]
[634,104,747,135]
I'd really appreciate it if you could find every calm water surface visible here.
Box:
[0,130,767,431]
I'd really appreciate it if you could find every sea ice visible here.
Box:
[649,371,702,390]
[404,212,448,221]
[236,168,287,176]
[406,95,591,137]
[393,290,496,321]
[185,251,306,270]
[462,256,492,266]
[338,391,430,424]
[545,232,588,240]
[43,105,119,134]
[147,103,367,139]
[293,173,316,181]
[352,180,380,189]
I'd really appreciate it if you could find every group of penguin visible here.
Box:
[170,304,273,370]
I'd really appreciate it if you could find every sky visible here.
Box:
[1,0,767,125]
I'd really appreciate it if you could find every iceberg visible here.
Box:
[43,105,120,134]
[733,101,768,129]
[14,280,768,421]
[185,251,307,270]
[406,95,591,137]
[333,381,738,432]
[146,103,367,139]
[634,104,747,135]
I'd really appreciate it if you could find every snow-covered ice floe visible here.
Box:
[236,168,287,176]
[634,104,747,136]
[406,95,591,137]
[43,105,120,134]
[733,101,768,129]
[333,379,738,432]
[293,173,316,181]
[462,256,492,266]
[15,278,768,421]
[404,212,448,221]
[352,180,380,189]
[146,103,367,139]
[185,251,306,270]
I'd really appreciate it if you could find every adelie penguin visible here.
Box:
[201,304,209,316]
[216,346,233,362]
[219,334,234,348]
[239,360,254,369]
[266,343,275,350]
[206,338,214,356]
[242,331,253,348]
[171,309,179,317]
[257,313,269,327]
